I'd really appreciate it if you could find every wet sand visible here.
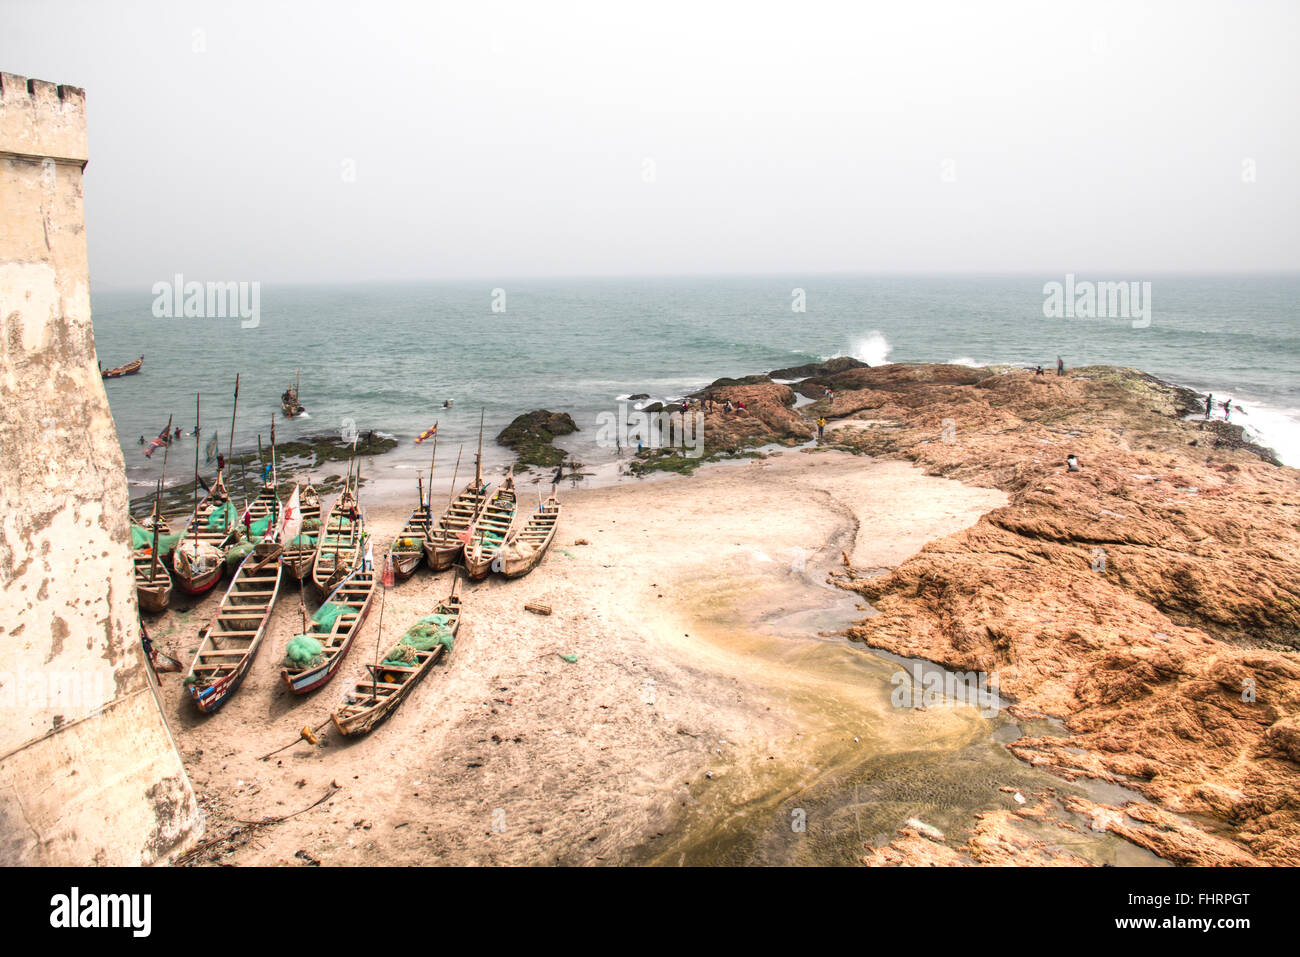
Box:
[150,448,1155,865]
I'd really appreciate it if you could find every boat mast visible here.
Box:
[190,394,201,550]
[150,413,174,583]
[425,426,438,515]
[446,445,463,513]
[475,408,484,488]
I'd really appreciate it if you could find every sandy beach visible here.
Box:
[149,446,1155,865]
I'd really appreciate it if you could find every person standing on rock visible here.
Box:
[1223,399,1232,422]
[1205,393,1213,419]
[1056,356,1065,376]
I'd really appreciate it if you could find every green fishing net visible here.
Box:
[249,514,271,536]
[302,517,322,531]
[288,533,318,547]
[224,542,255,569]
[312,602,349,631]
[285,634,324,668]
[380,614,453,667]
[206,502,237,530]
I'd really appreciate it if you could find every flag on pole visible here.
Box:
[364,537,375,573]
[381,553,395,588]
[414,423,438,445]
[143,423,171,458]
[455,523,474,545]
[277,484,302,544]
[204,431,218,464]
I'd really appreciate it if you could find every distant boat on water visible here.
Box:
[101,354,143,378]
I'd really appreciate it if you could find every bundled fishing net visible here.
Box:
[287,532,318,548]
[249,514,271,537]
[302,517,322,531]
[394,537,420,551]
[224,541,256,570]
[312,602,350,631]
[174,540,222,576]
[285,634,325,668]
[380,614,453,666]
[206,502,237,531]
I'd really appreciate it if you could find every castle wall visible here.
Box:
[0,71,201,865]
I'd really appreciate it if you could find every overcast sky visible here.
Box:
[3,0,1297,287]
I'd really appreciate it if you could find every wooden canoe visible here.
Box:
[133,538,174,613]
[499,492,561,579]
[389,505,433,581]
[423,480,488,571]
[331,579,461,737]
[281,481,322,581]
[313,486,362,593]
[185,540,283,713]
[101,354,143,378]
[280,562,376,694]
[173,471,237,596]
[464,470,517,581]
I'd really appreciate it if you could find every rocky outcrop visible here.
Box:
[824,363,1300,864]
[497,410,579,469]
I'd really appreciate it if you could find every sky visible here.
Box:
[3,0,1297,287]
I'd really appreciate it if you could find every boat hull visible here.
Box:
[280,579,374,695]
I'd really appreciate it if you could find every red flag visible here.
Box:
[455,524,474,545]
[381,554,395,588]
[143,424,170,458]
[414,423,438,445]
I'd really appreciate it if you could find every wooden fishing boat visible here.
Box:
[464,469,517,581]
[281,480,321,580]
[313,484,362,593]
[389,477,434,581]
[280,559,376,694]
[281,369,305,417]
[101,354,143,378]
[331,579,461,737]
[185,539,283,713]
[499,490,561,579]
[173,471,237,595]
[423,480,487,571]
[133,524,174,613]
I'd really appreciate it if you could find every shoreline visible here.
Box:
[126,359,1293,520]
[140,359,1300,865]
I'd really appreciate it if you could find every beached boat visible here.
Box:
[173,472,237,595]
[463,469,517,580]
[389,478,434,581]
[100,354,143,378]
[331,579,461,737]
[184,539,283,713]
[499,490,561,579]
[132,521,174,613]
[313,482,363,593]
[281,480,321,580]
[423,478,487,571]
[280,555,376,694]
[173,384,242,595]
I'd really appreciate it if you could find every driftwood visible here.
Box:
[524,602,552,616]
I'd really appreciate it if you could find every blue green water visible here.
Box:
[92,274,1300,498]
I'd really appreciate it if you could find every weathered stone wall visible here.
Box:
[0,71,201,864]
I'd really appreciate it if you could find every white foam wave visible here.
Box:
[849,331,892,366]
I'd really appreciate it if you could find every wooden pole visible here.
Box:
[150,413,174,582]
[190,394,200,551]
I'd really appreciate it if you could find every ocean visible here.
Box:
[92,274,1300,501]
